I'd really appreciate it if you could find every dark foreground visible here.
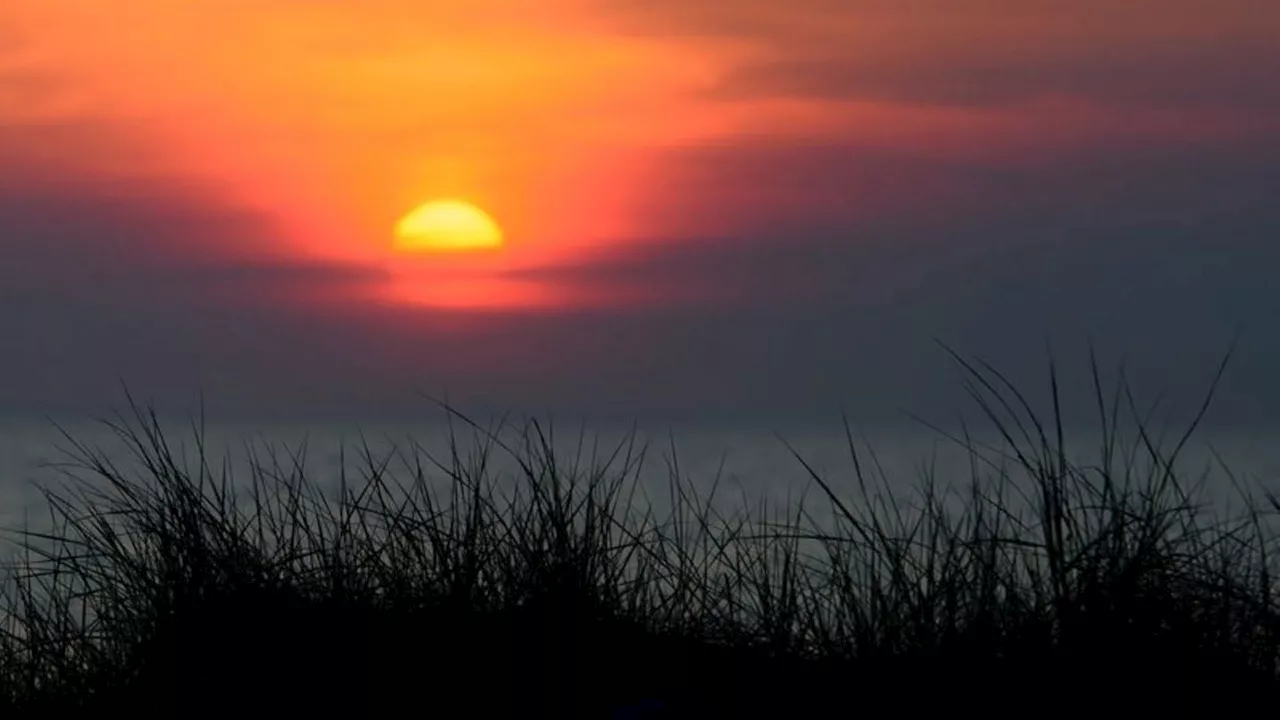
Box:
[1,359,1278,716]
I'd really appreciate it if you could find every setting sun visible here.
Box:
[394,200,505,253]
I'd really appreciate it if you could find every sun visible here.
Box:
[394,200,505,253]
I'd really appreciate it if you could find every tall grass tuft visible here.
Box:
[0,352,1276,715]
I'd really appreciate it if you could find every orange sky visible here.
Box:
[1,0,743,309]
[2,0,1275,310]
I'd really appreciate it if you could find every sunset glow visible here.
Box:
[3,1,1275,314]
[0,0,743,310]
[395,201,504,253]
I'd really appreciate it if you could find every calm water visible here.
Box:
[1,416,1278,534]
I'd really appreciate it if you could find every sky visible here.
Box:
[2,0,1278,430]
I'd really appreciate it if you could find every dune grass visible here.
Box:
[0,350,1277,715]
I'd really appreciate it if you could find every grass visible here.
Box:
[0,349,1277,716]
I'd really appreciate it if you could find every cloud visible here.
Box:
[480,130,1280,424]
[606,0,1280,113]
[707,47,1280,112]
[0,174,394,416]
[0,178,383,291]
[5,113,1276,426]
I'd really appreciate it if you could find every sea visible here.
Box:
[2,414,1278,539]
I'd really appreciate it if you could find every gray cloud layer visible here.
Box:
[610,0,1280,113]
[3,132,1276,429]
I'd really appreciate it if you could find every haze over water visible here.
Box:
[4,415,1278,537]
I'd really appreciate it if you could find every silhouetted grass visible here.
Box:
[0,350,1277,716]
